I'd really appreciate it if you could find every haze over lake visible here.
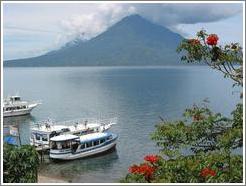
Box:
[3,66,241,182]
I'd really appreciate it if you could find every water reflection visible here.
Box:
[40,148,119,182]
[3,114,35,126]
[3,115,35,144]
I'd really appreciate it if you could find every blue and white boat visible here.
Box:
[49,132,118,160]
[30,117,117,149]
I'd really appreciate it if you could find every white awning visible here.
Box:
[50,134,79,141]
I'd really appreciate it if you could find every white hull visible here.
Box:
[50,140,117,160]
[3,103,39,117]
[3,108,32,117]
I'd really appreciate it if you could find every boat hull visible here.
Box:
[3,103,38,117]
[50,140,117,160]
[3,109,32,117]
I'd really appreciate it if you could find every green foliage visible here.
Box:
[3,144,40,183]
[151,102,242,156]
[122,30,243,183]
[121,174,147,183]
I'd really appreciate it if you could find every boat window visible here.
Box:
[106,135,113,141]
[86,141,93,148]
[93,140,100,146]
[71,141,79,152]
[14,97,21,101]
[61,128,70,133]
[62,141,71,149]
[51,141,58,149]
[42,134,48,141]
[36,134,41,140]
[80,143,85,149]
[100,138,106,144]
[73,132,80,136]
[57,142,62,150]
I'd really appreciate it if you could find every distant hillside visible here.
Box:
[4,15,185,67]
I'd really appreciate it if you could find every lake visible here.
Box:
[3,66,242,183]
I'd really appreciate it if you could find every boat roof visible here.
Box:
[79,132,109,142]
[50,134,79,141]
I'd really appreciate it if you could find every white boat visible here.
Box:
[3,96,41,117]
[30,117,117,149]
[49,132,118,160]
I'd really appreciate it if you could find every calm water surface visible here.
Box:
[3,66,242,182]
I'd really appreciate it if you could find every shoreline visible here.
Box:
[38,174,68,183]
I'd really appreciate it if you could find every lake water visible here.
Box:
[3,66,242,183]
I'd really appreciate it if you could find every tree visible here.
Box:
[3,144,40,183]
[122,30,243,183]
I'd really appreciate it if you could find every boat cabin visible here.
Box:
[10,96,21,102]
[30,125,96,147]
[50,132,115,153]
[31,129,69,147]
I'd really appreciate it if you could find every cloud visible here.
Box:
[58,3,242,42]
[58,4,136,42]
[3,3,243,60]
[137,3,242,25]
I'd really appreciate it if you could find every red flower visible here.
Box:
[128,163,156,179]
[200,167,216,177]
[139,163,156,179]
[128,165,139,174]
[144,155,160,164]
[188,39,200,45]
[206,34,219,46]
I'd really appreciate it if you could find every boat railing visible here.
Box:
[55,117,118,126]
[31,117,117,129]
[3,99,42,106]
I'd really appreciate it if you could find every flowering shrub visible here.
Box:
[122,152,242,183]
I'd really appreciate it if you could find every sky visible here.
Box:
[2,2,244,60]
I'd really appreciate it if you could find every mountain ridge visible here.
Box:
[4,14,184,67]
